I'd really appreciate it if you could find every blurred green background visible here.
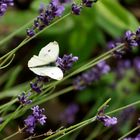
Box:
[0,0,140,139]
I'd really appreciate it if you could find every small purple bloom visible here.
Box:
[107,41,124,58]
[30,76,49,94]
[30,82,42,93]
[31,106,47,125]
[24,106,47,133]
[96,61,110,74]
[124,30,138,47]
[51,0,65,17]
[97,115,117,127]
[26,28,35,37]
[56,54,78,72]
[18,92,32,105]
[82,0,97,7]
[0,3,7,16]
[24,115,35,133]
[24,115,35,128]
[72,4,82,15]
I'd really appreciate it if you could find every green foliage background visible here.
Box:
[0,0,140,139]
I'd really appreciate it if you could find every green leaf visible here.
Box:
[95,0,139,37]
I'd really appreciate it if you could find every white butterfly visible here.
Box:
[28,41,63,80]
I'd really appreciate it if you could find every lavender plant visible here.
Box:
[0,0,140,140]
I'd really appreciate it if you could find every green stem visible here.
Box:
[0,98,17,111]
[45,44,124,88]
[32,86,74,106]
[0,39,27,61]
[118,125,140,140]
[6,98,140,140]
[0,54,15,69]
[0,106,21,131]
[43,99,140,140]
[55,121,94,140]
[81,44,123,69]
[43,117,96,140]
[107,99,140,115]
[97,98,111,112]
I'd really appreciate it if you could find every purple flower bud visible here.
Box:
[30,82,42,93]
[26,28,35,37]
[0,0,14,16]
[18,92,32,105]
[53,5,65,17]
[82,0,94,7]
[124,30,138,47]
[107,41,124,58]
[72,4,82,15]
[97,115,117,127]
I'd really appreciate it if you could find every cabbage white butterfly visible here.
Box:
[28,41,63,80]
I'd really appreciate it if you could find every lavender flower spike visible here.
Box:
[24,105,47,133]
[26,0,66,37]
[56,54,78,72]
[108,26,140,58]
[73,61,110,90]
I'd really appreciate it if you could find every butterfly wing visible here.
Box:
[28,41,59,67]
[29,66,63,80]
[28,55,49,68]
[38,41,59,64]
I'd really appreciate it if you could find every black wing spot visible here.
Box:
[48,49,51,52]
